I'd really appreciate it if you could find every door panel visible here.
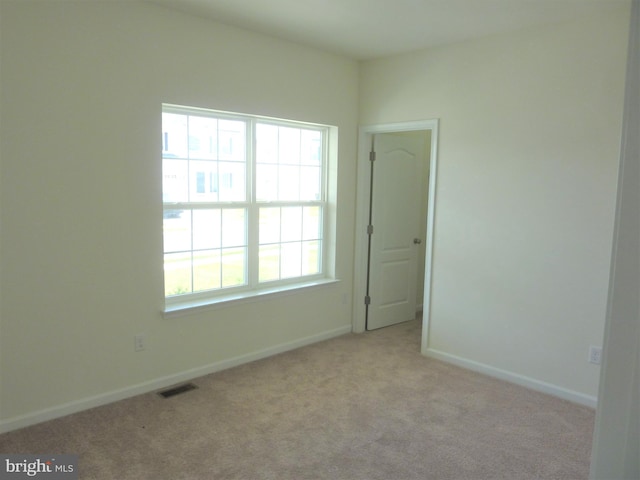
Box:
[380,260,411,305]
[367,132,426,330]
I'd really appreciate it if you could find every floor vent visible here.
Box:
[158,383,198,399]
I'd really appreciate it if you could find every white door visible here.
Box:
[367,132,426,330]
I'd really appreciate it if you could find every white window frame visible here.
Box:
[162,104,337,314]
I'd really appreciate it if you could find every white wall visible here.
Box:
[0,1,358,430]
[591,1,640,477]
[360,5,630,402]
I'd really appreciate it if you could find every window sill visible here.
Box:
[163,278,341,318]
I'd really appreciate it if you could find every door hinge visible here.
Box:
[369,151,376,162]
[364,295,371,305]
[367,224,374,235]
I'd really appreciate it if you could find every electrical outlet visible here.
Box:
[134,334,146,352]
[589,345,602,365]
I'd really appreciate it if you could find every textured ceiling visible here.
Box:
[146,0,623,60]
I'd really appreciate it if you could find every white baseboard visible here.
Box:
[0,325,352,434]
[424,348,598,408]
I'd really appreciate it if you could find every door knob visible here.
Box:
[413,238,422,244]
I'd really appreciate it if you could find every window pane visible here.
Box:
[281,242,302,279]
[301,130,322,165]
[162,113,188,158]
[163,210,191,253]
[193,250,221,292]
[162,159,188,203]
[221,209,246,247]
[164,252,192,296]
[300,166,321,201]
[259,244,280,282]
[188,116,217,160]
[218,120,245,161]
[222,247,246,287]
[218,161,245,201]
[302,206,321,240]
[279,127,301,164]
[279,165,299,201]
[256,164,278,201]
[256,124,278,163]
[259,207,280,244]
[192,209,221,250]
[189,161,218,202]
[302,240,320,275]
[281,207,302,242]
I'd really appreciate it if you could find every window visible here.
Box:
[162,105,332,309]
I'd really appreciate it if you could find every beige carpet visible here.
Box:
[0,319,595,479]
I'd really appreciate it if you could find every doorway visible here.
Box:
[353,120,438,353]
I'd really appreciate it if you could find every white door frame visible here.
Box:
[353,120,439,354]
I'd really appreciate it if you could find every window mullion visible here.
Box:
[247,119,259,288]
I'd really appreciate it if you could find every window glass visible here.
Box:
[193,250,221,292]
[162,113,188,158]
[162,106,329,302]
[188,116,217,160]
[218,120,245,162]
[192,209,221,250]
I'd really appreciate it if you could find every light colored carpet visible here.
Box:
[0,319,595,479]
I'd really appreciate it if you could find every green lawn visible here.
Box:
[164,243,319,297]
